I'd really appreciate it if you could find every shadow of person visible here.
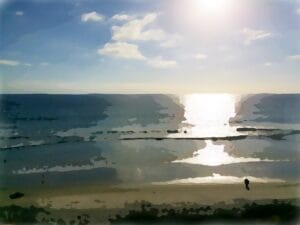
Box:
[244,178,250,191]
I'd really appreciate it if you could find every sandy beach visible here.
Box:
[0,182,299,224]
[1,182,299,209]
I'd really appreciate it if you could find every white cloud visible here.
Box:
[147,56,177,69]
[100,13,182,65]
[112,14,133,21]
[287,55,300,60]
[81,11,104,22]
[218,45,230,52]
[112,13,167,41]
[160,34,182,48]
[0,59,19,66]
[195,53,207,60]
[296,7,300,15]
[40,62,50,66]
[0,59,33,67]
[242,27,272,45]
[110,12,181,48]
[264,62,272,67]
[98,42,146,60]
[15,11,23,16]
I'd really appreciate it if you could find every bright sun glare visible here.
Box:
[196,0,227,13]
[184,0,232,22]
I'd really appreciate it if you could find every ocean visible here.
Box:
[0,93,300,188]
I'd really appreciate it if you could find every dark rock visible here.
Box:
[167,130,179,134]
[9,192,25,199]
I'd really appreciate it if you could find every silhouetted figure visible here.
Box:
[244,178,250,191]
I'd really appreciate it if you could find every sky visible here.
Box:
[0,0,300,94]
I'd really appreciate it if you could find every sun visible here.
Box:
[181,0,233,25]
[173,0,237,35]
[197,0,227,13]
[193,0,229,14]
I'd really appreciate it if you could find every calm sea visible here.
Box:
[0,94,299,187]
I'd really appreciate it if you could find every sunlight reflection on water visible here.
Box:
[177,93,239,137]
[170,94,285,167]
[173,140,276,166]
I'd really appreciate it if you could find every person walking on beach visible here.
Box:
[244,178,250,191]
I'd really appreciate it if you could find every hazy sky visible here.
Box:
[1,0,300,93]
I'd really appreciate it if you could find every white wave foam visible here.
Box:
[153,173,285,185]
[12,156,109,174]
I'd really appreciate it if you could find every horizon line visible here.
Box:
[1,92,300,95]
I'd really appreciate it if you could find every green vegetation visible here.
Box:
[110,200,300,224]
[0,200,299,225]
[0,205,49,223]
